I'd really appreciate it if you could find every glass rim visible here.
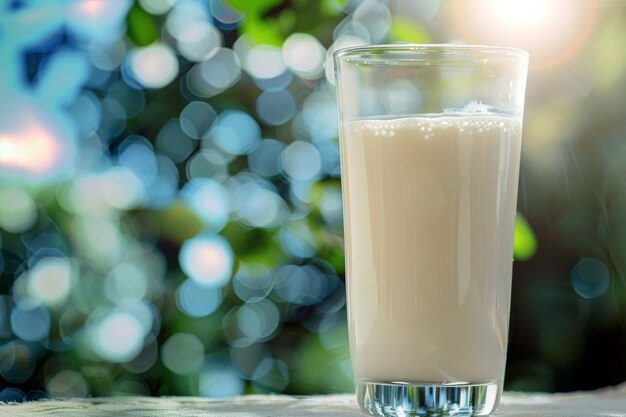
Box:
[334,43,529,62]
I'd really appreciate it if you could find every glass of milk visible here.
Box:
[333,45,529,416]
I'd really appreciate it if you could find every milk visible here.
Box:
[340,115,522,384]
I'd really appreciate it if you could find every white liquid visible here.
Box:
[340,115,522,384]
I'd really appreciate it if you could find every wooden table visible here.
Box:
[1,383,625,416]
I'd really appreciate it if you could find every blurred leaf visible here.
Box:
[389,17,431,44]
[321,0,347,16]
[227,0,282,12]
[157,202,203,244]
[289,333,353,393]
[226,0,342,45]
[226,0,284,45]
[221,222,286,266]
[127,4,158,47]
[278,9,296,33]
[514,214,537,261]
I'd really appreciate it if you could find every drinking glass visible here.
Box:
[333,45,529,416]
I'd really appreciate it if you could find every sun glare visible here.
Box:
[493,0,548,25]
[0,129,61,174]
[453,0,598,71]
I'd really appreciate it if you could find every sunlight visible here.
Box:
[0,128,61,175]
[493,0,548,25]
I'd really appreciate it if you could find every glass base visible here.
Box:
[357,380,501,416]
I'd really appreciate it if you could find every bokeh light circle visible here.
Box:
[161,333,204,375]
[180,101,217,139]
[210,110,261,155]
[282,33,326,79]
[242,45,286,79]
[247,139,285,178]
[166,1,210,38]
[353,0,392,43]
[11,303,51,342]
[46,370,88,398]
[0,187,37,233]
[127,43,179,89]
[26,257,73,307]
[0,387,24,403]
[104,262,149,303]
[302,91,338,142]
[233,263,274,302]
[100,167,145,210]
[138,0,176,15]
[179,235,234,288]
[91,311,144,363]
[232,181,288,229]
[571,258,611,299]
[186,149,228,180]
[0,342,35,384]
[181,178,230,231]
[200,359,244,397]
[273,265,336,306]
[187,48,242,97]
[256,90,296,126]
[176,279,222,317]
[280,141,322,181]
[236,299,280,342]
[210,0,244,26]
[176,21,223,62]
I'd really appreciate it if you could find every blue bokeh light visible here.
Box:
[247,139,286,178]
[70,92,102,135]
[256,90,296,126]
[10,303,51,342]
[200,358,244,397]
[145,155,179,209]
[180,101,217,140]
[273,265,335,306]
[232,180,288,229]
[181,178,230,231]
[253,71,293,92]
[571,258,611,299]
[236,299,280,343]
[281,141,322,182]
[210,110,261,155]
[302,91,338,142]
[176,279,222,317]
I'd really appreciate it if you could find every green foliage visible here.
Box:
[226,0,345,45]
[514,214,537,261]
[389,17,432,43]
[156,202,203,244]
[227,0,287,46]
[288,333,353,393]
[127,4,159,47]
[321,0,348,16]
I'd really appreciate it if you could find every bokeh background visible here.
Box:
[0,0,625,401]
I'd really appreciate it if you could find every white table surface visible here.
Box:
[1,383,625,416]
